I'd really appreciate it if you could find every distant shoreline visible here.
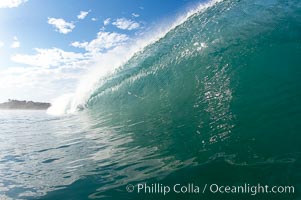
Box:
[0,99,51,110]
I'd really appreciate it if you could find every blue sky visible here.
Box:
[0,0,200,103]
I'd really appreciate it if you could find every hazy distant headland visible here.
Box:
[0,99,51,110]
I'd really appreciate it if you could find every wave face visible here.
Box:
[43,0,301,199]
[85,0,301,145]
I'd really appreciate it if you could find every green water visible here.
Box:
[1,0,301,199]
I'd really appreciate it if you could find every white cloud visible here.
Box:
[103,18,111,26]
[11,36,20,48]
[5,26,131,102]
[2,17,134,103]
[71,31,129,53]
[91,18,98,21]
[77,10,90,20]
[132,13,139,18]
[11,48,88,68]
[0,66,85,103]
[0,0,27,8]
[0,41,4,47]
[48,18,75,34]
[112,18,140,30]
[2,47,94,102]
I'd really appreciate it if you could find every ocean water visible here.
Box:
[1,0,301,199]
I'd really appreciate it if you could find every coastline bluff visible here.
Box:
[0,99,51,110]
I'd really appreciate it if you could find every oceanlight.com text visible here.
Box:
[126,183,295,196]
